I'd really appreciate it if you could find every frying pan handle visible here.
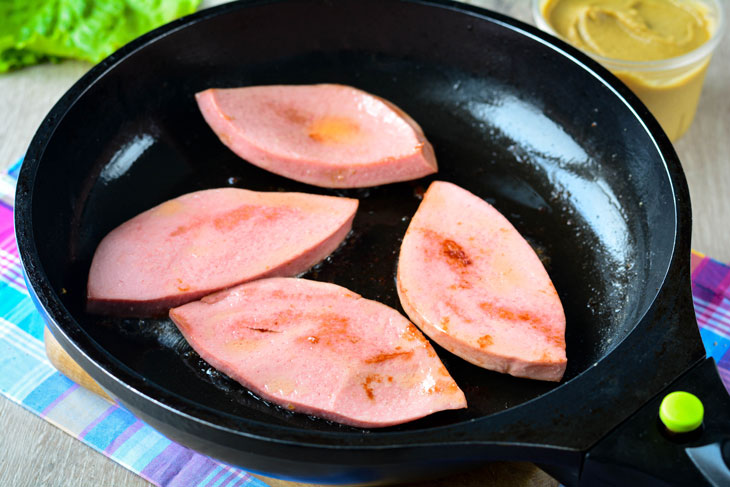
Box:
[579,358,730,486]
[686,441,730,486]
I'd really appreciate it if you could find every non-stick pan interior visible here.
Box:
[26,0,676,433]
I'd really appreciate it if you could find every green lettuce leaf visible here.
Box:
[0,0,202,72]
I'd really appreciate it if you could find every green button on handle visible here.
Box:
[659,391,704,433]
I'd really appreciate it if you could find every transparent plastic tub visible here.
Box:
[533,0,726,141]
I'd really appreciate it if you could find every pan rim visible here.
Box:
[14,0,690,450]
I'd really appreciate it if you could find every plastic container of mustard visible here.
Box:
[533,0,725,141]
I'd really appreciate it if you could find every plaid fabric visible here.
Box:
[1,158,729,486]
[691,252,730,388]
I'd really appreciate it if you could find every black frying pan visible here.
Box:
[14,0,730,485]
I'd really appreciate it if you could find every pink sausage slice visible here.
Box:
[195,84,437,188]
[87,188,357,316]
[169,278,467,428]
[397,181,567,382]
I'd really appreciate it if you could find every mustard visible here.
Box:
[539,0,719,140]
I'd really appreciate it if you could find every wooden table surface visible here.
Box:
[1,1,728,485]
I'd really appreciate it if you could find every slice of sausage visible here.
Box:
[169,278,467,428]
[87,188,357,317]
[195,84,437,188]
[397,181,567,382]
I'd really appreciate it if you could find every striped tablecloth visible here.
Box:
[1,159,729,486]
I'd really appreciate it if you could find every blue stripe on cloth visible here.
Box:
[0,334,42,394]
[198,466,224,486]
[210,468,237,487]
[0,316,45,361]
[8,157,22,179]
[0,315,56,402]
[21,372,76,413]
[0,283,46,340]
[113,423,172,472]
[699,327,730,363]
[8,361,56,402]
[83,406,139,451]
[131,434,173,473]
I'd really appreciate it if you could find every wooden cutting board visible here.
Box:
[43,327,557,487]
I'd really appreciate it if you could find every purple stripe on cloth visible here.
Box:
[718,271,730,299]
[718,365,730,391]
[79,405,118,439]
[219,469,242,487]
[214,469,237,487]
[694,258,730,303]
[1,261,24,283]
[140,442,195,485]
[230,475,253,487]
[230,471,254,487]
[105,419,144,455]
[165,455,220,487]
[39,383,79,417]
[205,466,230,487]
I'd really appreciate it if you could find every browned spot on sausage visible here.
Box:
[156,200,184,216]
[547,333,565,347]
[478,334,494,348]
[213,205,256,231]
[402,323,428,343]
[480,301,540,325]
[427,380,455,395]
[307,336,319,344]
[387,376,393,383]
[267,102,310,125]
[308,116,360,144]
[539,352,555,363]
[441,239,472,267]
[234,309,301,337]
[219,132,232,145]
[168,217,207,237]
[175,278,191,292]
[448,282,472,290]
[481,302,564,347]
[445,300,473,324]
[214,205,290,232]
[364,350,414,364]
[363,374,382,401]
[428,380,460,395]
[262,99,309,125]
[440,316,450,332]
[305,313,361,346]
[246,327,281,333]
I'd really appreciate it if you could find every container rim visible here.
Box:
[532,0,726,73]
